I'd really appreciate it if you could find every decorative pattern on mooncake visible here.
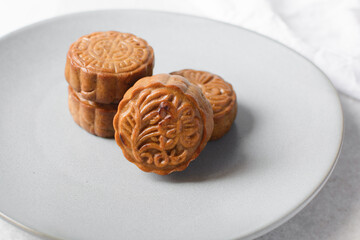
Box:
[113,74,214,175]
[65,31,154,104]
[170,69,237,140]
[68,86,118,138]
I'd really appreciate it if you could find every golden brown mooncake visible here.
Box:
[113,74,214,175]
[68,86,118,138]
[170,69,237,140]
[65,31,154,104]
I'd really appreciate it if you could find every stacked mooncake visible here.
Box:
[65,31,154,138]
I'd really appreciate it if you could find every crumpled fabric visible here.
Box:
[58,0,360,99]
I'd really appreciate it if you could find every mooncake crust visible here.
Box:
[65,31,154,104]
[113,74,214,175]
[68,86,117,138]
[170,69,237,140]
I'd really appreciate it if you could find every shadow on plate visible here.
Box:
[151,102,254,182]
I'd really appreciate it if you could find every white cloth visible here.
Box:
[59,0,360,99]
[2,0,360,98]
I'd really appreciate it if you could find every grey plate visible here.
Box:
[0,10,343,240]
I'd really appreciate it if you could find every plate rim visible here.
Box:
[0,9,344,240]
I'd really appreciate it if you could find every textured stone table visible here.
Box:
[0,93,359,239]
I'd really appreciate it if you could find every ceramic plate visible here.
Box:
[0,10,343,240]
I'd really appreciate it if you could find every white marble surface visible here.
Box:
[0,93,358,240]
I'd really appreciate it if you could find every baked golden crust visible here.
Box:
[65,31,154,104]
[113,74,214,175]
[170,69,237,140]
[68,86,117,138]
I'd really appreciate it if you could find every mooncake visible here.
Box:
[68,86,118,138]
[170,69,237,140]
[65,31,154,104]
[113,74,214,175]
